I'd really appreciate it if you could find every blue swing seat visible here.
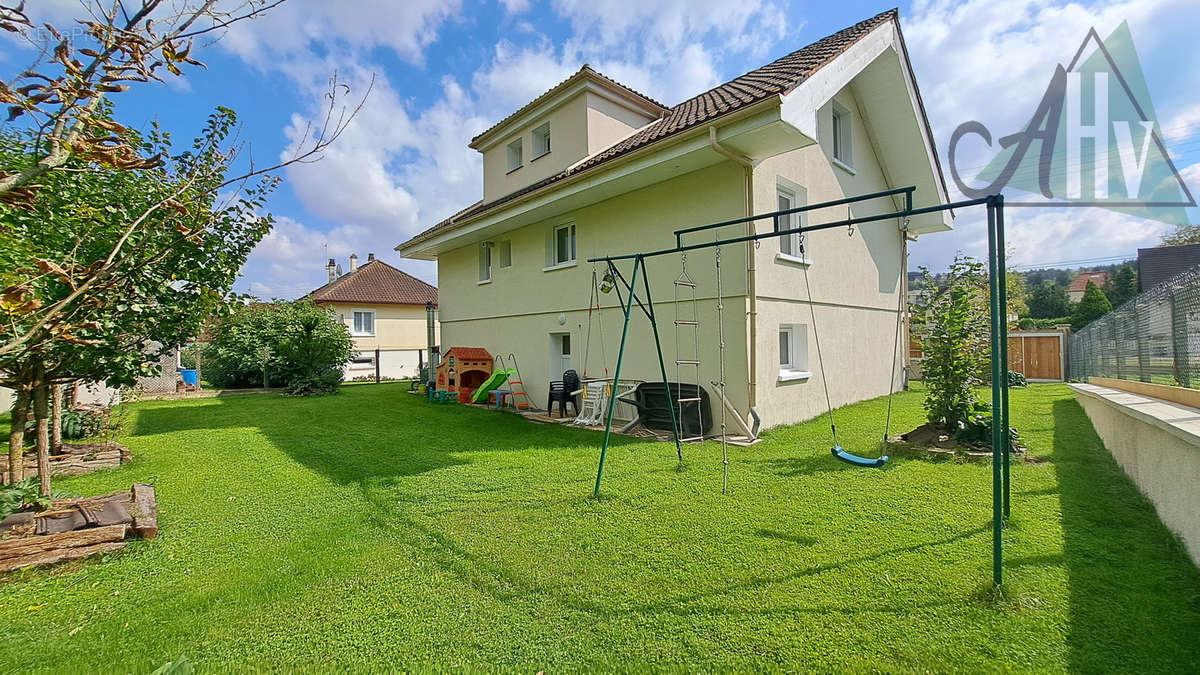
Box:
[831,446,888,468]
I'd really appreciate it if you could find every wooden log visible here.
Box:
[0,541,126,573]
[0,524,127,559]
[130,484,157,539]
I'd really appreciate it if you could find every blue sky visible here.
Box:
[8,0,1200,297]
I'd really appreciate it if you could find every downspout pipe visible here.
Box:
[707,126,759,427]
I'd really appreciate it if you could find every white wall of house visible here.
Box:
[749,87,907,426]
[438,161,751,413]
[323,302,437,381]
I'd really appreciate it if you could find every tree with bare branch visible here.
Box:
[0,1,368,492]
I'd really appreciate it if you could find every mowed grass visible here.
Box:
[0,383,1198,672]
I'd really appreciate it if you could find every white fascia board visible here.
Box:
[779,21,952,231]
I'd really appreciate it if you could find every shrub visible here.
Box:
[1007,370,1028,388]
[204,301,353,395]
[909,255,991,432]
[0,478,52,520]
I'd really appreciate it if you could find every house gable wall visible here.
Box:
[751,85,907,427]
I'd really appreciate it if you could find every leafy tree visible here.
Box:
[204,302,353,396]
[0,1,364,491]
[1027,281,1073,319]
[1006,271,1029,319]
[1071,281,1113,330]
[910,255,991,432]
[1103,264,1138,308]
[1160,225,1200,246]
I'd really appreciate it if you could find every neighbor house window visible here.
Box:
[778,324,809,380]
[507,138,523,172]
[532,122,550,158]
[499,239,512,268]
[478,243,492,283]
[352,310,375,336]
[548,223,576,267]
[775,183,808,259]
[831,102,852,167]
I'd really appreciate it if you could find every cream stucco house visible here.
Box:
[308,255,439,381]
[395,9,951,429]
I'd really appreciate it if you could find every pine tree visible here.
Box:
[1071,282,1113,330]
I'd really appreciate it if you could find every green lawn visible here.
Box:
[1,384,1198,671]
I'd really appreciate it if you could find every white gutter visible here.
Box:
[707,125,759,417]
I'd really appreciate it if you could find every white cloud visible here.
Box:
[499,0,533,14]
[904,0,1200,270]
[221,0,461,67]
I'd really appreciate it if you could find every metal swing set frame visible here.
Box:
[588,185,1013,586]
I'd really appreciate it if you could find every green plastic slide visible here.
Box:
[470,369,512,404]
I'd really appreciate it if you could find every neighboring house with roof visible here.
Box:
[307,254,439,381]
[395,9,951,428]
[1067,271,1110,302]
[1138,244,1200,292]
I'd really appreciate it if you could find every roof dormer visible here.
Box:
[470,65,668,202]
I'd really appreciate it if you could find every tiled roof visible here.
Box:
[445,347,492,361]
[469,65,669,148]
[397,9,900,254]
[308,259,438,306]
[1067,272,1110,293]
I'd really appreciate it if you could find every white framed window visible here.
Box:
[831,101,853,169]
[532,122,550,158]
[778,323,810,381]
[775,181,810,265]
[478,242,492,283]
[506,138,523,172]
[499,239,512,268]
[352,310,376,337]
[545,223,576,270]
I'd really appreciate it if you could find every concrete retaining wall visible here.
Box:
[1070,383,1200,567]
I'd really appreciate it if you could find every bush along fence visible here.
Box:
[1069,264,1200,387]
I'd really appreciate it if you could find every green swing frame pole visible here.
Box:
[986,196,1004,587]
[638,257,685,462]
[593,256,683,496]
[594,256,642,497]
[588,189,1012,586]
[997,194,1011,518]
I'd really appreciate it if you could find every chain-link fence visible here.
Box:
[1069,264,1200,387]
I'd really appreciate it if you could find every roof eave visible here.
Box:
[396,96,789,259]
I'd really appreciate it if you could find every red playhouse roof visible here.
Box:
[445,347,492,360]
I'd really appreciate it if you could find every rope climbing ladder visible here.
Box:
[674,252,704,443]
[714,239,729,493]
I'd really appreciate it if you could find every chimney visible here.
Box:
[367,253,375,263]
[349,253,358,273]
[326,258,336,282]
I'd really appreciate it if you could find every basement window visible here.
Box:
[532,122,551,159]
[507,138,523,172]
[778,324,810,382]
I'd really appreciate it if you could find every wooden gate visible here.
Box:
[1008,331,1065,381]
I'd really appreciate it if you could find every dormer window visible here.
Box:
[532,122,550,159]
[506,139,523,172]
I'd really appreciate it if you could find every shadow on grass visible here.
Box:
[1050,398,1200,672]
[133,384,642,491]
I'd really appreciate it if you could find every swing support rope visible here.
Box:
[587,186,1010,588]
